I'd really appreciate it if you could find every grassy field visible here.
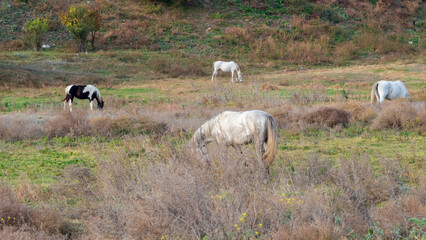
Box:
[0,50,425,239]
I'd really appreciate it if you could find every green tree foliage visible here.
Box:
[24,18,48,51]
[60,5,102,52]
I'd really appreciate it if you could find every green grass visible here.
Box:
[1,127,423,186]
[0,138,97,186]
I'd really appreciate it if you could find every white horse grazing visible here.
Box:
[191,110,278,177]
[371,80,410,104]
[211,61,242,82]
[62,84,104,112]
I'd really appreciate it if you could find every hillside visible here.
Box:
[0,0,424,69]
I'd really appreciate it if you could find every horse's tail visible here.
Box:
[371,82,379,104]
[263,115,278,168]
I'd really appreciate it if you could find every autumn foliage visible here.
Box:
[60,5,102,52]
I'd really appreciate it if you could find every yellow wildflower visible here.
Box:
[235,224,238,227]
[240,218,244,221]
[243,213,246,216]
[259,223,262,227]
[256,232,259,235]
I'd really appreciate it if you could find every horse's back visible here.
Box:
[377,80,409,99]
[218,110,271,131]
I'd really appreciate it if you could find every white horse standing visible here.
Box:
[211,61,242,83]
[191,110,278,177]
[371,80,410,104]
[62,84,104,111]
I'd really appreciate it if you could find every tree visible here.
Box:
[24,18,48,51]
[60,5,102,52]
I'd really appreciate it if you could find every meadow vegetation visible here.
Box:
[0,57,425,239]
[0,0,425,239]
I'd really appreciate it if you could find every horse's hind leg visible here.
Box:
[69,99,73,112]
[212,69,218,82]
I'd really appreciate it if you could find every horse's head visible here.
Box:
[97,100,104,109]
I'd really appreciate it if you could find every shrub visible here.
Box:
[24,18,48,51]
[0,114,44,140]
[60,5,102,52]
[0,184,72,237]
[44,110,91,138]
[371,102,424,130]
[302,106,350,128]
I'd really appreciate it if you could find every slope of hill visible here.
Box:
[0,0,424,67]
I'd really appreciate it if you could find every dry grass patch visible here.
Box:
[0,184,76,238]
[302,106,350,128]
[44,110,91,138]
[371,102,426,131]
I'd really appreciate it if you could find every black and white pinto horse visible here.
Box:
[62,85,104,111]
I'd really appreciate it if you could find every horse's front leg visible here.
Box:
[69,100,73,112]
[231,71,234,83]
[90,100,93,110]
[63,100,67,111]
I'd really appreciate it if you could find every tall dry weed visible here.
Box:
[371,102,425,131]
[44,110,91,138]
[302,106,350,128]
[0,184,74,238]
[0,114,44,140]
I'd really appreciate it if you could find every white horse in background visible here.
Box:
[62,84,104,112]
[191,110,278,178]
[371,80,410,104]
[211,61,242,83]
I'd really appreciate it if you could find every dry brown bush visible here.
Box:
[272,193,341,240]
[335,102,377,124]
[302,106,350,128]
[0,184,73,238]
[268,105,294,129]
[44,110,91,138]
[330,155,408,233]
[0,114,44,140]
[371,102,425,130]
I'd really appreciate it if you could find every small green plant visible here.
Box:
[407,218,426,240]
[24,18,48,51]
[340,89,349,99]
[60,5,102,52]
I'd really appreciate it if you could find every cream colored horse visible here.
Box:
[371,80,409,104]
[191,110,277,177]
[211,61,242,82]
